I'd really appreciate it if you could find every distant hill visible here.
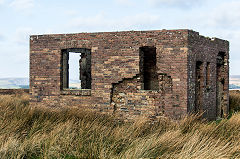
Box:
[0,78,80,89]
[230,75,240,90]
[229,84,240,90]
[0,78,29,89]
[0,76,239,89]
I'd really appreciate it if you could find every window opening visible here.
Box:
[61,48,91,90]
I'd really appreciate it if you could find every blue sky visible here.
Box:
[0,0,240,78]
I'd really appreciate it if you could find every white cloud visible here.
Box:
[180,1,240,39]
[147,0,206,8]
[115,0,133,6]
[175,1,240,57]
[64,10,79,17]
[207,1,240,29]
[199,1,240,75]
[0,34,4,41]
[14,27,33,45]
[0,0,4,5]
[67,13,161,31]
[119,13,160,29]
[10,0,34,10]
[0,44,29,77]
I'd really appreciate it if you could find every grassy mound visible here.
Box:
[0,94,240,158]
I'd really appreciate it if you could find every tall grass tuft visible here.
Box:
[0,93,240,158]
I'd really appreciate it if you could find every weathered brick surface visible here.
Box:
[30,29,229,120]
[187,31,229,120]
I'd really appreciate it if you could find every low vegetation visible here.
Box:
[0,92,240,159]
[230,90,240,113]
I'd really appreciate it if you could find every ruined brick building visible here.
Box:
[30,29,229,120]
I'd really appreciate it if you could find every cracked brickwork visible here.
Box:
[30,29,229,120]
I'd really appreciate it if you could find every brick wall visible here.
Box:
[187,30,229,120]
[30,29,229,120]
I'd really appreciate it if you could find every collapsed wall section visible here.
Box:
[111,75,164,120]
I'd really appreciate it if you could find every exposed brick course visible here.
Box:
[30,29,229,120]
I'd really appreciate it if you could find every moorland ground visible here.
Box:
[0,91,240,158]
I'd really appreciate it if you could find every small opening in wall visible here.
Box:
[217,52,225,66]
[140,46,158,90]
[61,48,91,90]
[195,61,203,113]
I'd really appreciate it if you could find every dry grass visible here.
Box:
[0,93,240,159]
[230,90,240,113]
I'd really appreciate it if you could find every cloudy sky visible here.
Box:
[0,0,239,78]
